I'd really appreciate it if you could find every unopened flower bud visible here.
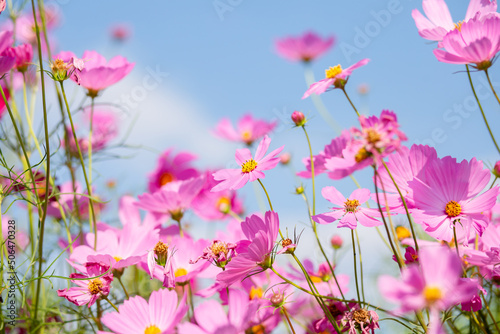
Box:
[295,186,304,195]
[279,152,291,165]
[270,291,285,307]
[493,161,500,178]
[291,111,306,126]
[330,235,343,249]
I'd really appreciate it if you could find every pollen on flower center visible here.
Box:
[154,241,169,256]
[352,308,370,325]
[424,286,442,304]
[241,130,252,142]
[355,147,370,163]
[211,241,228,257]
[454,21,464,31]
[175,268,188,277]
[281,238,292,248]
[325,65,342,79]
[250,286,263,300]
[344,198,360,212]
[445,201,461,217]
[51,58,67,72]
[248,324,266,334]
[216,196,231,213]
[241,159,258,173]
[144,325,161,334]
[159,172,175,186]
[366,129,381,144]
[88,278,103,295]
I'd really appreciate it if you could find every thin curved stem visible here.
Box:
[282,307,297,334]
[484,69,500,106]
[466,65,500,155]
[257,178,273,211]
[341,88,360,118]
[351,230,362,303]
[301,126,315,215]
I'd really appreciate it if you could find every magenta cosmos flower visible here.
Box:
[99,288,187,334]
[213,113,277,146]
[434,16,500,70]
[57,261,113,307]
[147,149,199,194]
[2,43,32,72]
[378,246,477,332]
[408,156,499,242]
[211,136,283,192]
[216,211,279,287]
[56,50,134,96]
[302,59,370,98]
[275,31,335,63]
[313,187,381,229]
[412,0,498,43]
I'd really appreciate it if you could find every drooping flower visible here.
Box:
[313,187,381,229]
[302,59,370,98]
[147,149,199,194]
[408,156,499,242]
[211,136,283,192]
[2,43,33,72]
[178,289,259,334]
[57,261,113,307]
[100,288,187,334]
[56,50,134,96]
[275,31,335,63]
[412,0,499,43]
[190,239,237,269]
[433,16,500,70]
[341,304,380,334]
[213,114,277,146]
[216,211,279,287]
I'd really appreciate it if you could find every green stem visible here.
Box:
[103,296,119,312]
[117,276,129,299]
[341,88,360,118]
[257,178,273,211]
[301,125,315,215]
[354,229,365,303]
[59,82,98,248]
[88,97,95,233]
[351,230,362,303]
[481,292,500,333]
[485,69,500,106]
[465,65,500,155]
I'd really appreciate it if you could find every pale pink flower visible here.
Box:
[0,0,5,14]
[302,59,370,98]
[57,261,113,307]
[190,239,237,269]
[147,149,199,194]
[216,211,279,287]
[434,16,500,70]
[313,187,381,229]
[341,304,379,334]
[211,136,284,192]
[178,289,259,334]
[213,113,277,146]
[99,288,187,334]
[409,156,499,242]
[412,0,499,43]
[275,31,335,62]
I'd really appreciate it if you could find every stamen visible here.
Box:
[144,325,161,334]
[445,201,461,217]
[424,286,442,304]
[325,65,343,79]
[355,147,370,163]
[344,199,360,212]
[241,159,258,173]
[88,279,103,295]
[159,172,175,186]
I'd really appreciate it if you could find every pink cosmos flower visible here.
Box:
[136,176,205,221]
[109,23,131,42]
[409,156,499,242]
[190,239,237,269]
[493,160,500,177]
[302,59,370,98]
[192,170,244,221]
[0,0,5,14]
[57,261,113,307]
[147,149,199,194]
[56,50,134,96]
[341,304,379,334]
[433,16,500,70]
[275,31,335,62]
[324,110,407,179]
[178,289,259,334]
[213,113,277,146]
[378,246,477,331]
[2,43,32,72]
[412,0,499,43]
[297,130,350,178]
[313,187,382,229]
[216,211,279,287]
[211,136,284,192]
[0,54,14,76]
[99,288,187,334]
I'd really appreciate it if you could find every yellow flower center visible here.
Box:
[281,238,292,248]
[211,241,228,257]
[396,226,411,240]
[241,130,252,143]
[354,147,370,163]
[310,275,322,283]
[344,199,360,212]
[113,256,122,262]
[159,172,175,186]
[154,241,169,256]
[249,286,263,300]
[175,268,188,277]
[144,325,161,334]
[216,196,231,213]
[445,201,461,217]
[241,159,258,173]
[424,286,442,304]
[247,324,266,334]
[454,21,463,31]
[51,58,68,73]
[88,278,103,295]
[366,129,381,144]
[325,65,342,79]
